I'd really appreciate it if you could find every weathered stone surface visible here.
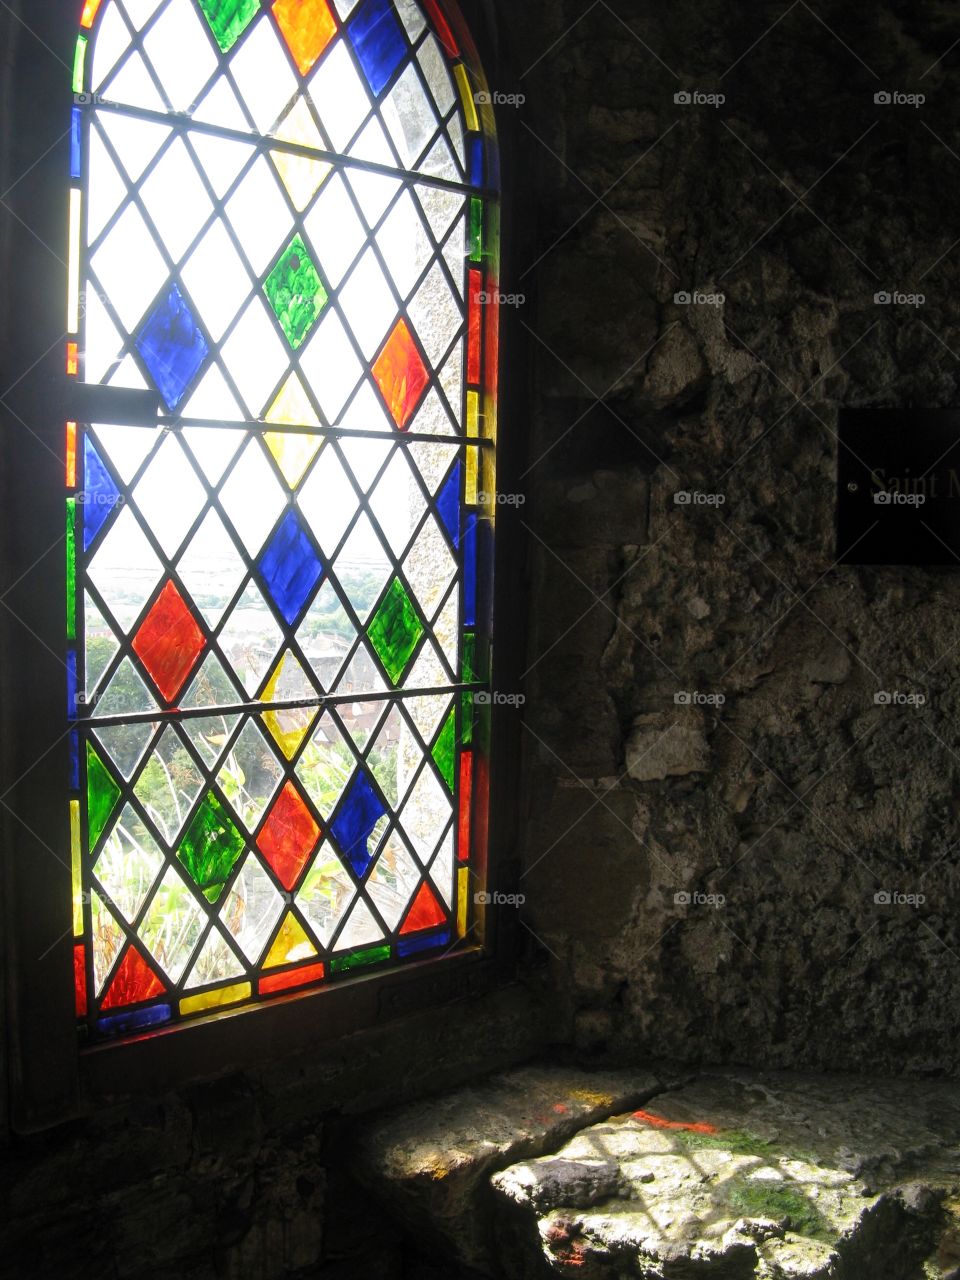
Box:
[625,713,711,781]
[351,1066,666,1274]
[490,1071,960,1278]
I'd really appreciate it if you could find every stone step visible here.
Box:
[490,1070,960,1279]
[351,1064,668,1274]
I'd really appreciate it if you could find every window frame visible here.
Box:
[1,0,528,1132]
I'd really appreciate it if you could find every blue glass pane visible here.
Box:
[463,512,477,627]
[348,0,407,96]
[135,283,209,410]
[331,771,386,877]
[398,928,450,957]
[258,509,323,625]
[95,1004,172,1037]
[437,460,461,550]
[82,434,121,550]
[470,137,484,187]
[70,107,82,178]
[67,649,78,718]
[69,730,80,789]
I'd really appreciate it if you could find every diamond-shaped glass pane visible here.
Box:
[373,320,430,430]
[177,512,246,630]
[219,852,285,963]
[133,581,206,703]
[258,509,324,625]
[136,283,210,411]
[218,580,284,697]
[330,769,386,877]
[264,235,329,349]
[197,0,262,54]
[93,803,165,924]
[217,720,283,831]
[137,864,206,981]
[274,0,337,75]
[368,577,424,685]
[256,780,320,891]
[296,711,355,818]
[295,839,355,946]
[178,789,245,903]
[133,726,204,844]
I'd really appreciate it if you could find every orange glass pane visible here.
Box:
[401,881,447,934]
[373,320,430,430]
[66,422,77,487]
[80,0,104,28]
[260,961,326,995]
[273,0,337,76]
[66,342,78,375]
[101,945,165,1010]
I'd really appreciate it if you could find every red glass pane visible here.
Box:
[467,268,483,384]
[423,0,459,56]
[273,0,337,76]
[74,943,87,1016]
[401,881,447,934]
[458,750,473,861]
[373,320,430,430]
[101,945,165,1010]
[260,961,326,995]
[132,581,206,703]
[256,781,321,891]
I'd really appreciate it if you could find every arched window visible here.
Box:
[66,0,499,1039]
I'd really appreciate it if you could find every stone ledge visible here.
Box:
[490,1070,960,1279]
[350,1064,668,1274]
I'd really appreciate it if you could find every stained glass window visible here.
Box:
[66,0,499,1040]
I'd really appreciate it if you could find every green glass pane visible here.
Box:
[331,944,390,974]
[263,235,328,350]
[460,631,476,745]
[469,197,483,263]
[66,498,76,642]
[86,741,121,852]
[432,706,456,791]
[197,0,261,53]
[178,790,245,904]
[72,35,87,95]
[368,578,424,685]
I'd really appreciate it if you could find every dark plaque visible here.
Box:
[837,409,960,565]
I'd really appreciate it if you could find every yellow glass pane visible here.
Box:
[71,799,82,936]
[466,389,480,438]
[180,981,251,1016]
[264,911,317,969]
[67,189,81,334]
[265,372,322,487]
[271,98,332,211]
[455,64,479,133]
[465,445,479,505]
[457,867,470,937]
[261,653,315,760]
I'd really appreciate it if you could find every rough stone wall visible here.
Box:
[508,0,960,1075]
